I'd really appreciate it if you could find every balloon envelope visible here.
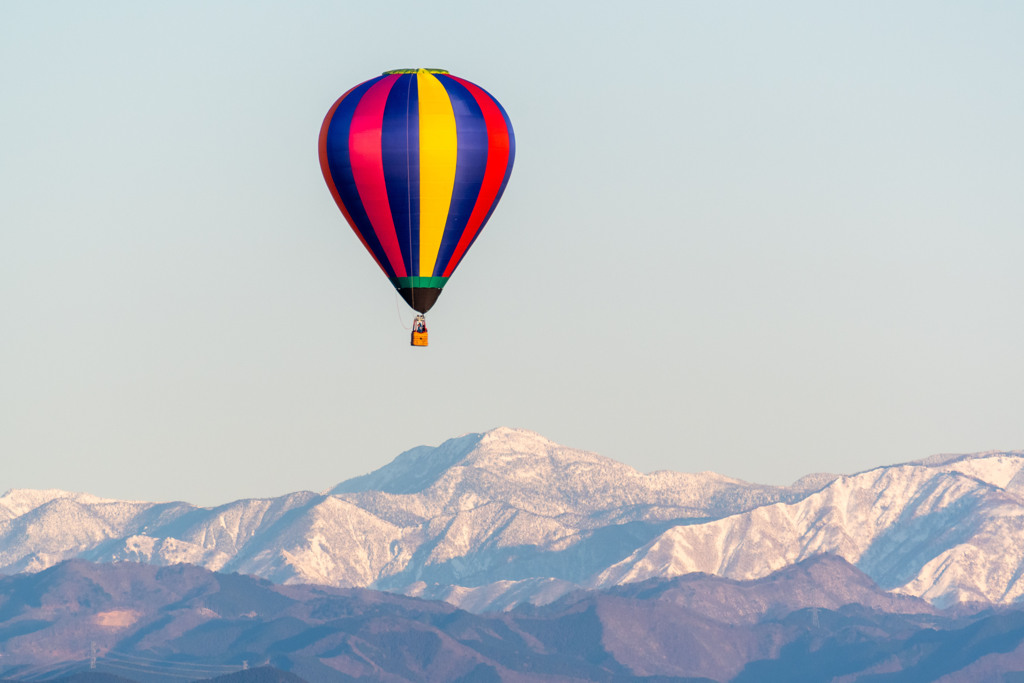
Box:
[319,68,515,313]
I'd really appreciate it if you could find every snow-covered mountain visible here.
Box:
[1,427,1021,611]
[592,461,1024,607]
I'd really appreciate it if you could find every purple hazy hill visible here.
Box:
[0,557,1021,682]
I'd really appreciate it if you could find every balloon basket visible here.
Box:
[411,315,428,347]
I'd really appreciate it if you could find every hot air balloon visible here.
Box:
[319,68,515,347]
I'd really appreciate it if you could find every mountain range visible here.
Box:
[2,427,1023,614]
[5,555,1024,682]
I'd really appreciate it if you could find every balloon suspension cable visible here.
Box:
[394,292,412,330]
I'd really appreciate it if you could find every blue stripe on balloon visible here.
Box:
[432,75,489,277]
[439,82,516,273]
[381,74,420,279]
[324,76,395,278]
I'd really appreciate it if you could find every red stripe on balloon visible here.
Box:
[442,76,511,277]
[349,75,406,277]
[319,87,386,273]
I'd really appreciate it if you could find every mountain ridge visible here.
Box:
[0,555,991,683]
[2,427,1022,613]
[6,556,1024,682]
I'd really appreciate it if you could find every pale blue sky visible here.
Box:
[2,1,1022,505]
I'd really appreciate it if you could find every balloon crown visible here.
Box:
[382,68,450,75]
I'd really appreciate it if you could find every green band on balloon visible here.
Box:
[390,276,450,289]
[383,68,449,75]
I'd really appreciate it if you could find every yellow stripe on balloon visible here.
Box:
[416,69,458,277]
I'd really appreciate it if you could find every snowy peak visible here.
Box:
[330,427,783,522]
[329,431,485,495]
[463,427,641,480]
[0,488,128,521]
[913,449,1024,467]
[328,427,587,496]
[925,451,1024,490]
